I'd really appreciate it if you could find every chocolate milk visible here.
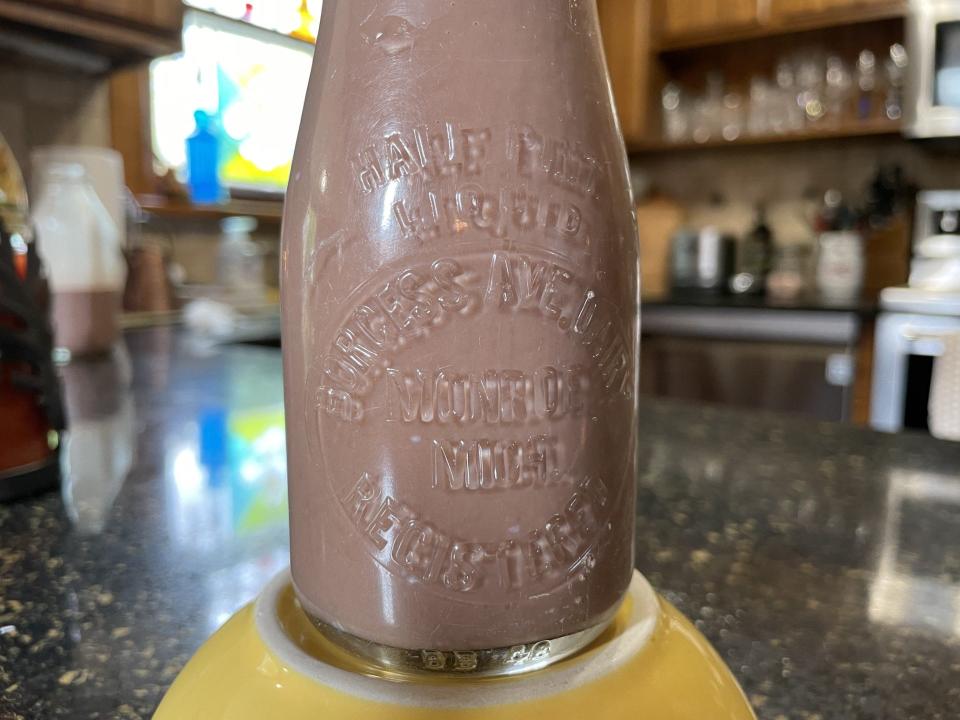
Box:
[52,289,122,357]
[281,0,639,670]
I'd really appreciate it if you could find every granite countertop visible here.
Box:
[2,327,960,718]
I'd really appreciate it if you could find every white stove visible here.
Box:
[880,287,960,315]
[872,287,960,433]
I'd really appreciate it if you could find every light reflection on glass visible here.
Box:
[203,548,289,635]
[377,458,398,626]
[173,445,205,500]
[868,470,960,637]
[61,346,136,534]
[166,406,288,546]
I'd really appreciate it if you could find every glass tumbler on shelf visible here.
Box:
[721,91,745,141]
[884,43,909,121]
[661,82,689,143]
[797,56,826,125]
[773,59,804,133]
[824,55,852,126]
[856,49,878,121]
[747,77,772,137]
[691,72,724,144]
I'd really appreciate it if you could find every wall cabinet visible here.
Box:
[69,0,184,31]
[598,0,655,146]
[654,0,905,49]
[772,0,893,19]
[657,0,762,45]
[0,0,183,67]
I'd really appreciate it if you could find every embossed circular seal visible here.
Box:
[305,241,635,604]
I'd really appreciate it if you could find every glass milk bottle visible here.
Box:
[281,0,639,677]
[32,163,125,357]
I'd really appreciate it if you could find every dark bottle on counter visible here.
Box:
[730,206,773,295]
[0,225,66,501]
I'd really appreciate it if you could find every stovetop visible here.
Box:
[880,286,960,315]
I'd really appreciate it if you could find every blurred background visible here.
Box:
[4,4,960,717]
[1,0,960,444]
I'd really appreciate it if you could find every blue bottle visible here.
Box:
[186,110,224,205]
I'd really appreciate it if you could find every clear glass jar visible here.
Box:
[32,163,125,357]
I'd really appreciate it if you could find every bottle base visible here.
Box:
[155,569,758,719]
[305,605,620,678]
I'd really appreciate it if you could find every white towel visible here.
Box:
[929,332,960,442]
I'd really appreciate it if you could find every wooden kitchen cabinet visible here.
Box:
[0,0,182,67]
[53,0,183,30]
[770,0,906,26]
[656,0,762,45]
[598,0,656,146]
[653,0,905,49]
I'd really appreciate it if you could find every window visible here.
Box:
[183,0,322,41]
[149,6,319,195]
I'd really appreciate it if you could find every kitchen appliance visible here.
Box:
[871,287,960,432]
[155,2,754,718]
[909,190,960,289]
[905,0,960,138]
[871,190,960,433]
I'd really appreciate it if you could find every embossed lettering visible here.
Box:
[462,128,491,176]
[365,496,405,550]
[343,472,381,523]
[487,252,518,306]
[386,367,587,425]
[431,436,560,491]
[341,473,612,594]
[352,147,385,194]
[510,124,603,200]
[385,132,417,180]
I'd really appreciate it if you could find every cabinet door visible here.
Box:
[772,0,889,20]
[658,0,760,43]
[770,0,820,16]
[598,0,655,145]
[147,0,183,31]
[44,0,182,30]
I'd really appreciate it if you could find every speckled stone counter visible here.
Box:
[2,327,959,719]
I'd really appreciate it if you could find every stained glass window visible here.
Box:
[183,0,323,41]
[150,6,318,195]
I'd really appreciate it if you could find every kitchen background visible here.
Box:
[2,0,959,438]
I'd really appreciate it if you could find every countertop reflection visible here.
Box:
[1,327,959,718]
